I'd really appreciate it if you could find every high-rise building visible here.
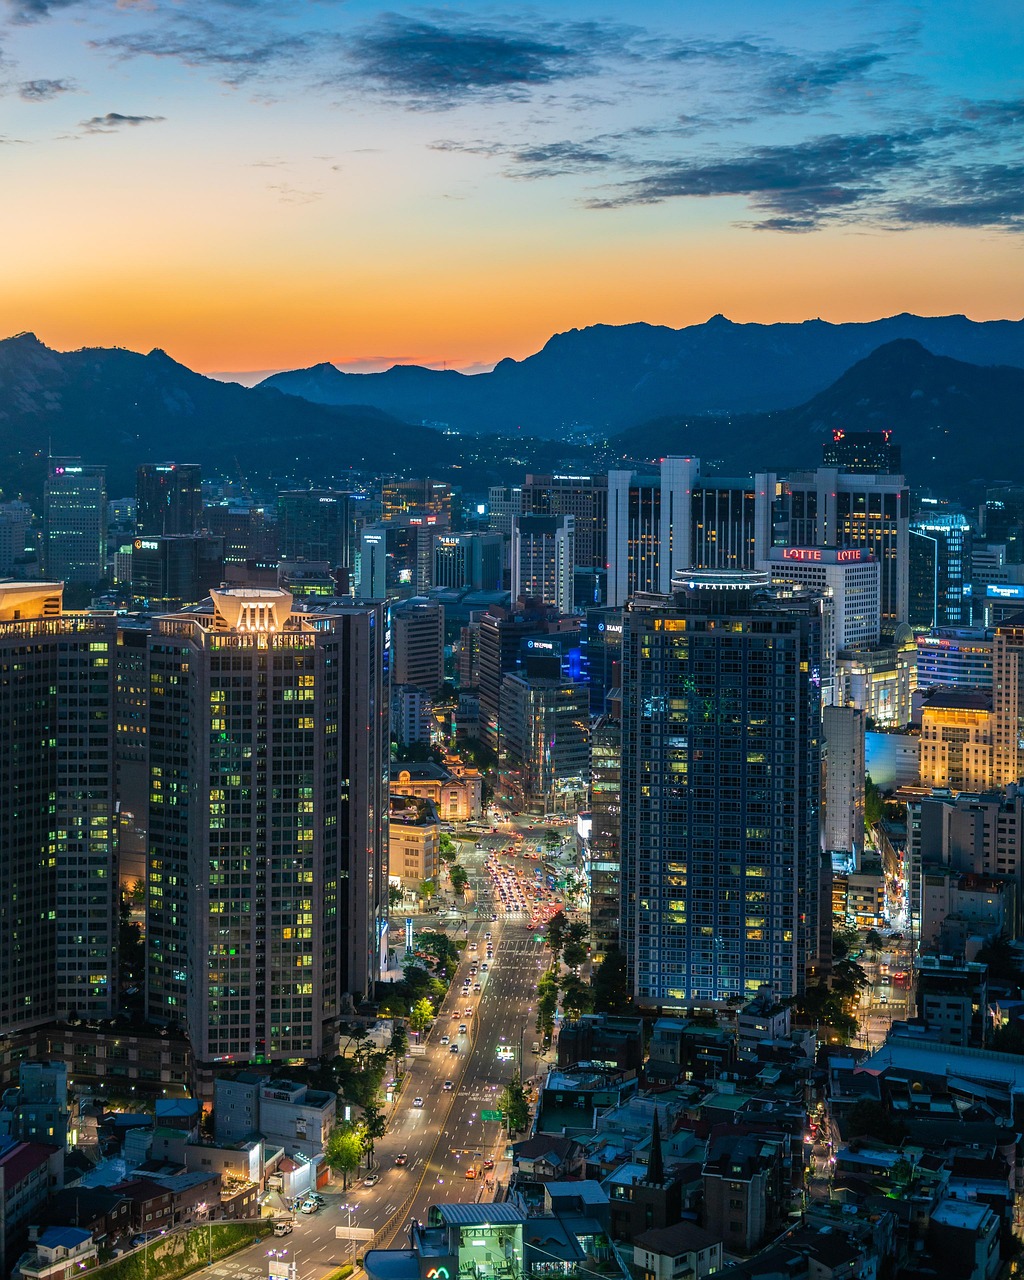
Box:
[391,597,445,693]
[44,457,107,584]
[585,606,623,715]
[511,514,575,614]
[835,625,917,729]
[499,672,590,814]
[136,463,202,538]
[277,490,352,569]
[620,572,824,1007]
[0,583,120,1035]
[607,458,775,607]
[822,429,901,474]
[823,705,865,861]
[382,478,457,525]
[432,532,503,593]
[521,474,607,572]
[145,588,388,1067]
[487,486,523,538]
[589,683,622,963]
[778,468,910,629]
[0,501,31,576]
[130,534,225,610]
[982,488,1024,563]
[909,511,973,628]
[916,627,994,692]
[204,501,278,565]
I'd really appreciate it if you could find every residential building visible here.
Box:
[511,514,575,614]
[135,463,202,538]
[13,1226,97,1280]
[915,956,989,1047]
[823,705,866,861]
[43,458,107,584]
[634,1222,724,1280]
[0,1140,64,1277]
[0,584,120,1035]
[701,1133,782,1255]
[620,573,824,1007]
[388,794,441,889]
[589,691,623,962]
[390,597,444,692]
[145,589,388,1073]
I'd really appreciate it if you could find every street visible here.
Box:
[225,826,551,1280]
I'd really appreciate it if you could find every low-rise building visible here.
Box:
[633,1221,723,1280]
[915,956,989,1047]
[12,1227,97,1280]
[390,754,483,822]
[701,1133,783,1256]
[388,794,441,889]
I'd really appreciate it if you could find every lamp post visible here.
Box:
[267,1248,297,1280]
[340,1202,357,1267]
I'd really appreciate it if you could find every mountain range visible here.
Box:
[260,312,1024,438]
[0,325,1022,504]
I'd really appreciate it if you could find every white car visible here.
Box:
[413,1096,424,1108]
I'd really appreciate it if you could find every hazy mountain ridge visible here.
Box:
[611,340,1024,496]
[260,313,1024,437]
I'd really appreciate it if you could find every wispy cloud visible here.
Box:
[3,0,82,24]
[81,111,165,132]
[18,77,75,101]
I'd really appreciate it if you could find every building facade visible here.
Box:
[44,458,107,585]
[511,514,575,615]
[136,464,202,538]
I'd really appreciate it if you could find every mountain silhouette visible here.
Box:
[0,333,452,498]
[260,312,1024,437]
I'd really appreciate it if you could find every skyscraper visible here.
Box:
[909,511,973,628]
[145,588,388,1067]
[521,474,608,571]
[0,583,120,1034]
[391,597,445,692]
[432,532,503,592]
[277,489,352,569]
[822,429,901,474]
[44,457,107,584]
[511,514,575,614]
[620,572,824,1007]
[136,463,202,538]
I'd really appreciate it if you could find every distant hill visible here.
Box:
[260,313,1024,438]
[0,333,452,499]
[610,340,1024,496]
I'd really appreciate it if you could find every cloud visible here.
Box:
[267,182,323,204]
[586,131,930,227]
[890,163,1024,229]
[80,111,165,132]
[18,77,75,101]
[432,135,617,179]
[762,46,890,107]
[3,0,82,23]
[344,14,605,107]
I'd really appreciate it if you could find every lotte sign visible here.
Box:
[782,547,863,564]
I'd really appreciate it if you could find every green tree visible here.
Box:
[498,1073,530,1135]
[323,1123,363,1189]
[439,833,458,864]
[450,864,469,896]
[864,929,884,956]
[591,946,631,1014]
[419,878,437,900]
[409,997,434,1034]
[560,974,594,1020]
[536,970,559,1043]
[389,884,404,908]
[546,910,568,962]
[118,891,144,988]
[388,1023,409,1072]
[544,829,561,848]
[865,775,884,828]
[360,1098,387,1168]
[563,939,588,969]
[832,926,860,961]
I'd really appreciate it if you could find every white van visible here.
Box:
[274,1220,293,1236]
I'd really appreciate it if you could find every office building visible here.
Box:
[0,502,30,576]
[476,600,580,749]
[822,429,901,474]
[136,463,202,538]
[620,572,824,1007]
[521,473,607,571]
[432,531,503,593]
[130,534,225,610]
[823,705,865,861]
[359,522,422,599]
[204,501,278,565]
[778,467,910,629]
[382,477,457,525]
[390,597,444,693]
[919,689,996,791]
[910,512,973,628]
[916,628,994,692]
[608,458,775,607]
[145,588,388,1065]
[44,457,107,584]
[390,684,433,746]
[487,486,522,538]
[499,673,590,814]
[277,490,351,569]
[511,514,575,614]
[991,616,1024,785]
[836,625,917,729]
[589,686,622,963]
[585,607,623,715]
[982,488,1024,562]
[0,584,120,1035]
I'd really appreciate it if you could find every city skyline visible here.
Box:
[1,0,1021,376]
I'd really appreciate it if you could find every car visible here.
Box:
[413,1097,424,1108]
[459,1023,468,1033]
[480,963,488,971]
[485,932,491,940]
[363,1173,380,1187]
[443,1079,455,1091]
[482,1158,495,1170]
[274,1221,293,1237]
[464,1006,473,1015]
[440,1034,450,1044]
[450,1042,460,1053]
[879,994,889,1004]
[301,1202,318,1214]
[465,1166,477,1179]
[395,1154,408,1166]
[473,982,481,991]
[311,1194,325,1204]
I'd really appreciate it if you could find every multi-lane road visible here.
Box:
[222,840,550,1280]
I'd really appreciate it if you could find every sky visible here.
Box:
[1,0,1022,377]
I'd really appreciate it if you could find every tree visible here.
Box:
[832,926,860,961]
[561,974,594,1020]
[546,910,568,962]
[323,1123,363,1189]
[865,775,884,828]
[388,1024,409,1073]
[544,829,561,849]
[563,939,588,969]
[360,1098,387,1169]
[498,1073,530,1136]
[389,884,404,908]
[419,879,437,900]
[409,997,434,1034]
[450,864,469,896]
[536,970,559,1043]
[864,929,884,957]
[439,833,458,864]
[592,946,631,1014]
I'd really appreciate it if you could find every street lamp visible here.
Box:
[267,1248,297,1280]
[340,1202,357,1267]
